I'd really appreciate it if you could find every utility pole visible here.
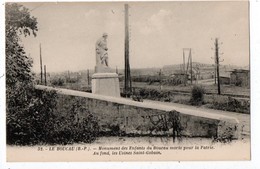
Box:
[68,70,70,82]
[182,49,186,86]
[189,48,193,84]
[77,72,79,90]
[213,53,217,85]
[183,48,192,84]
[186,53,190,74]
[214,62,217,84]
[44,65,47,86]
[40,44,43,84]
[183,50,185,73]
[211,40,217,85]
[124,4,132,96]
[215,38,221,95]
[159,69,162,91]
[87,69,90,86]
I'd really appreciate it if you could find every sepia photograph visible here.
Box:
[5,1,250,162]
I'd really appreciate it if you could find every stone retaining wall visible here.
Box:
[35,85,240,140]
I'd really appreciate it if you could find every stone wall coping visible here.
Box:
[35,85,239,124]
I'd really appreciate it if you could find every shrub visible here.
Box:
[5,3,54,145]
[209,96,250,114]
[6,4,99,145]
[51,78,65,86]
[48,113,99,145]
[190,85,205,105]
[7,89,58,145]
[138,88,174,102]
[7,90,100,145]
[48,96,99,145]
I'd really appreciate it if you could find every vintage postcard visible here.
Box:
[5,1,250,162]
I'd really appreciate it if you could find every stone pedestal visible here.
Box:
[92,73,120,97]
[95,65,114,73]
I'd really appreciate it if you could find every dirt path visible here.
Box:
[144,99,250,137]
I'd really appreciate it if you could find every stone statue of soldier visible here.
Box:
[92,33,120,97]
[96,33,109,67]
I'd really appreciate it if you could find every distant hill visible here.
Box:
[162,62,246,75]
[45,62,248,82]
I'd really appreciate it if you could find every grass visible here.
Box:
[133,87,249,114]
[50,78,250,114]
[130,82,249,98]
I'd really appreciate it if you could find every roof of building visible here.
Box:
[231,69,250,73]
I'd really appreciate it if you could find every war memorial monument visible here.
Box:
[92,33,120,97]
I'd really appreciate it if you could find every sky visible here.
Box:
[19,1,250,73]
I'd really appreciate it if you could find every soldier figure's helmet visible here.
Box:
[103,33,108,37]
